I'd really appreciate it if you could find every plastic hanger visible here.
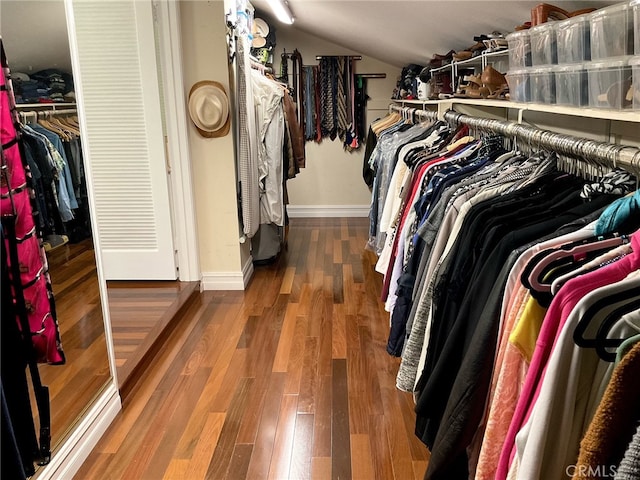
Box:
[525,235,629,293]
[551,243,633,295]
[594,298,640,362]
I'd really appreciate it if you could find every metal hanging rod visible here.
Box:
[15,103,76,110]
[19,108,77,122]
[315,55,362,60]
[356,73,386,79]
[389,103,438,122]
[442,110,640,175]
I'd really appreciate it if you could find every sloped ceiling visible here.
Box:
[250,0,616,67]
[0,0,72,74]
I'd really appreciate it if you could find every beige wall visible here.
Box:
[273,26,401,207]
[180,1,242,275]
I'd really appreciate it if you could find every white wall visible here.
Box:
[180,1,244,283]
[271,25,401,210]
[0,1,72,74]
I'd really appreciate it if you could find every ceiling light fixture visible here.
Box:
[265,0,294,24]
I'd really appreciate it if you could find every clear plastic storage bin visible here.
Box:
[530,23,558,66]
[530,66,556,104]
[506,69,531,103]
[632,0,640,54]
[631,56,640,109]
[554,64,588,106]
[556,15,591,63]
[590,2,635,60]
[506,30,532,69]
[586,56,633,109]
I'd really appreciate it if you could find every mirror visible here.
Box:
[0,0,112,472]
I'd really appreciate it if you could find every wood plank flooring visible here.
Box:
[108,280,200,390]
[73,218,430,480]
[40,239,110,450]
[38,239,198,455]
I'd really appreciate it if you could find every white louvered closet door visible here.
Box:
[71,0,177,280]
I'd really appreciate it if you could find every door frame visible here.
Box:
[153,0,200,282]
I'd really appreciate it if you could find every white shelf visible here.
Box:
[15,102,77,109]
[392,98,640,123]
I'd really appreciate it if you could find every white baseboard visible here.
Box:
[201,256,254,291]
[286,204,369,218]
[35,382,121,480]
[242,255,254,288]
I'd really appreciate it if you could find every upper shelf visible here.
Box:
[392,98,640,123]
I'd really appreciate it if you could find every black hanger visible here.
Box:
[573,284,640,361]
[521,234,628,293]
[526,235,629,292]
[594,298,640,362]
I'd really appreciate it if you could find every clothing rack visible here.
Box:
[443,110,640,176]
[250,59,273,74]
[386,104,640,175]
[388,103,438,122]
[249,54,273,74]
[356,73,386,79]
[316,55,362,60]
[17,106,77,123]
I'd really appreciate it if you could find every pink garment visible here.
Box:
[473,285,530,480]
[1,61,65,365]
[381,158,437,301]
[496,232,640,479]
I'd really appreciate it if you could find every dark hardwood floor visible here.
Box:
[73,218,430,480]
[108,279,200,391]
[40,239,198,452]
[41,238,110,449]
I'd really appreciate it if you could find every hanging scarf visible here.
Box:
[336,56,348,142]
[320,57,334,139]
[314,66,322,142]
[303,66,316,141]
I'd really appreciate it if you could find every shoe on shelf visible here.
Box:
[479,65,509,100]
[455,74,483,98]
[453,51,473,62]
[531,3,597,26]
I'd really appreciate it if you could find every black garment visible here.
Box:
[386,153,494,356]
[1,238,39,477]
[363,126,377,188]
[418,192,619,480]
[415,175,569,399]
[1,383,27,480]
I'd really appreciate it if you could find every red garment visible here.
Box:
[1,56,65,364]
[380,157,443,301]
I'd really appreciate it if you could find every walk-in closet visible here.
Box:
[1,1,639,479]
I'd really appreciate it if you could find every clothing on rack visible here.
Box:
[1,38,60,475]
[17,112,91,246]
[233,14,306,262]
[366,105,640,480]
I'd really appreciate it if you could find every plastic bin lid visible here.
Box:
[529,66,556,73]
[556,13,590,27]
[553,63,587,72]
[530,22,557,33]
[591,2,631,18]
[506,30,530,40]
[585,56,633,69]
[506,68,531,75]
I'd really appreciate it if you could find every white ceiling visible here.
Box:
[250,0,616,67]
[0,1,72,74]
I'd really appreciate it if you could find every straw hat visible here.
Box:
[188,80,230,138]
[252,18,269,48]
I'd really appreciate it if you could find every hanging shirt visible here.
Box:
[251,69,285,226]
